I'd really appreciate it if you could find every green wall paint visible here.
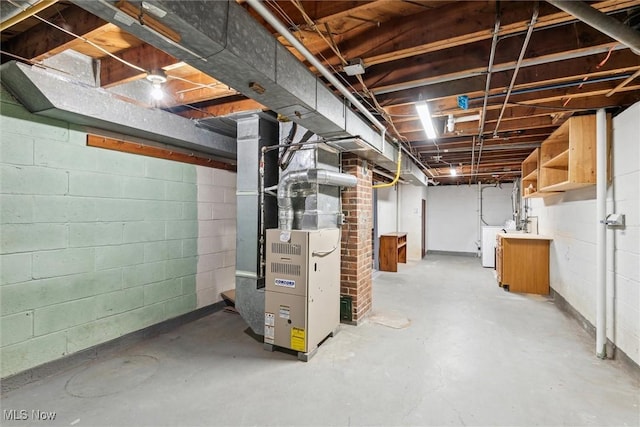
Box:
[0,90,214,378]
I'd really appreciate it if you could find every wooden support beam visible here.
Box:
[370,38,635,102]
[174,98,266,119]
[0,0,58,32]
[100,43,177,87]
[407,126,559,145]
[334,0,639,68]
[87,134,236,171]
[165,78,239,107]
[397,115,555,137]
[2,5,107,61]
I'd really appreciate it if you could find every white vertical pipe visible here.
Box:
[596,108,607,359]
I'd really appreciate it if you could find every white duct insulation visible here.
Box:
[278,169,357,230]
[596,108,607,359]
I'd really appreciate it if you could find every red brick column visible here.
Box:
[340,154,373,323]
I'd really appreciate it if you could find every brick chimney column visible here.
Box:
[340,154,373,323]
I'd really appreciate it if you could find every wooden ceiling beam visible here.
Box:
[397,115,555,138]
[2,4,107,61]
[164,78,239,107]
[422,81,640,118]
[407,126,558,144]
[100,44,177,88]
[172,98,266,120]
[416,137,545,153]
[245,1,377,30]
[333,0,639,68]
[371,43,638,104]
[439,151,535,164]
[423,91,640,123]
[0,0,58,32]
[366,19,639,105]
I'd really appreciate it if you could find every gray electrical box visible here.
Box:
[264,228,340,361]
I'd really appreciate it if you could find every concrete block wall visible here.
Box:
[530,102,640,365]
[0,90,236,378]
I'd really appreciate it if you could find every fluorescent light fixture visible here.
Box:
[416,102,437,140]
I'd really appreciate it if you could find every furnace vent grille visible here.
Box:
[270,262,301,276]
[271,242,302,256]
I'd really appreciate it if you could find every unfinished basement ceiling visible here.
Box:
[1,0,639,185]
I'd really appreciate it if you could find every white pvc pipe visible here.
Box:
[595,108,607,359]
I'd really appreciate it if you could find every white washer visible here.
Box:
[482,226,503,268]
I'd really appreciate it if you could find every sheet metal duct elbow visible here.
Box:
[277,169,357,230]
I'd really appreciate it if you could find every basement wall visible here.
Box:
[376,184,427,261]
[529,102,640,366]
[427,184,513,254]
[0,89,236,378]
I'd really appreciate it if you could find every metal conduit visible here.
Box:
[476,16,501,179]
[494,4,539,137]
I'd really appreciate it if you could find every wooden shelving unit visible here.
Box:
[538,115,598,192]
[379,232,407,272]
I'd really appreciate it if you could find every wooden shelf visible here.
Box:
[379,232,407,272]
[537,180,595,192]
[541,149,569,169]
[523,169,538,181]
[521,148,540,197]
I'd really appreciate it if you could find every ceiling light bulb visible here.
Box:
[151,82,164,100]
[447,114,455,133]
[416,102,437,140]
[450,167,457,176]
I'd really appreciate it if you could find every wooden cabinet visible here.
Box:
[379,232,407,272]
[522,114,609,197]
[496,234,552,295]
[539,115,598,192]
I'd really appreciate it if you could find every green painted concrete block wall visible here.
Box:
[0,90,237,378]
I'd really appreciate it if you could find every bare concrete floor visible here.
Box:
[2,255,639,426]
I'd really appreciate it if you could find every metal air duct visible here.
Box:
[69,0,429,186]
[0,61,236,159]
[277,168,357,231]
